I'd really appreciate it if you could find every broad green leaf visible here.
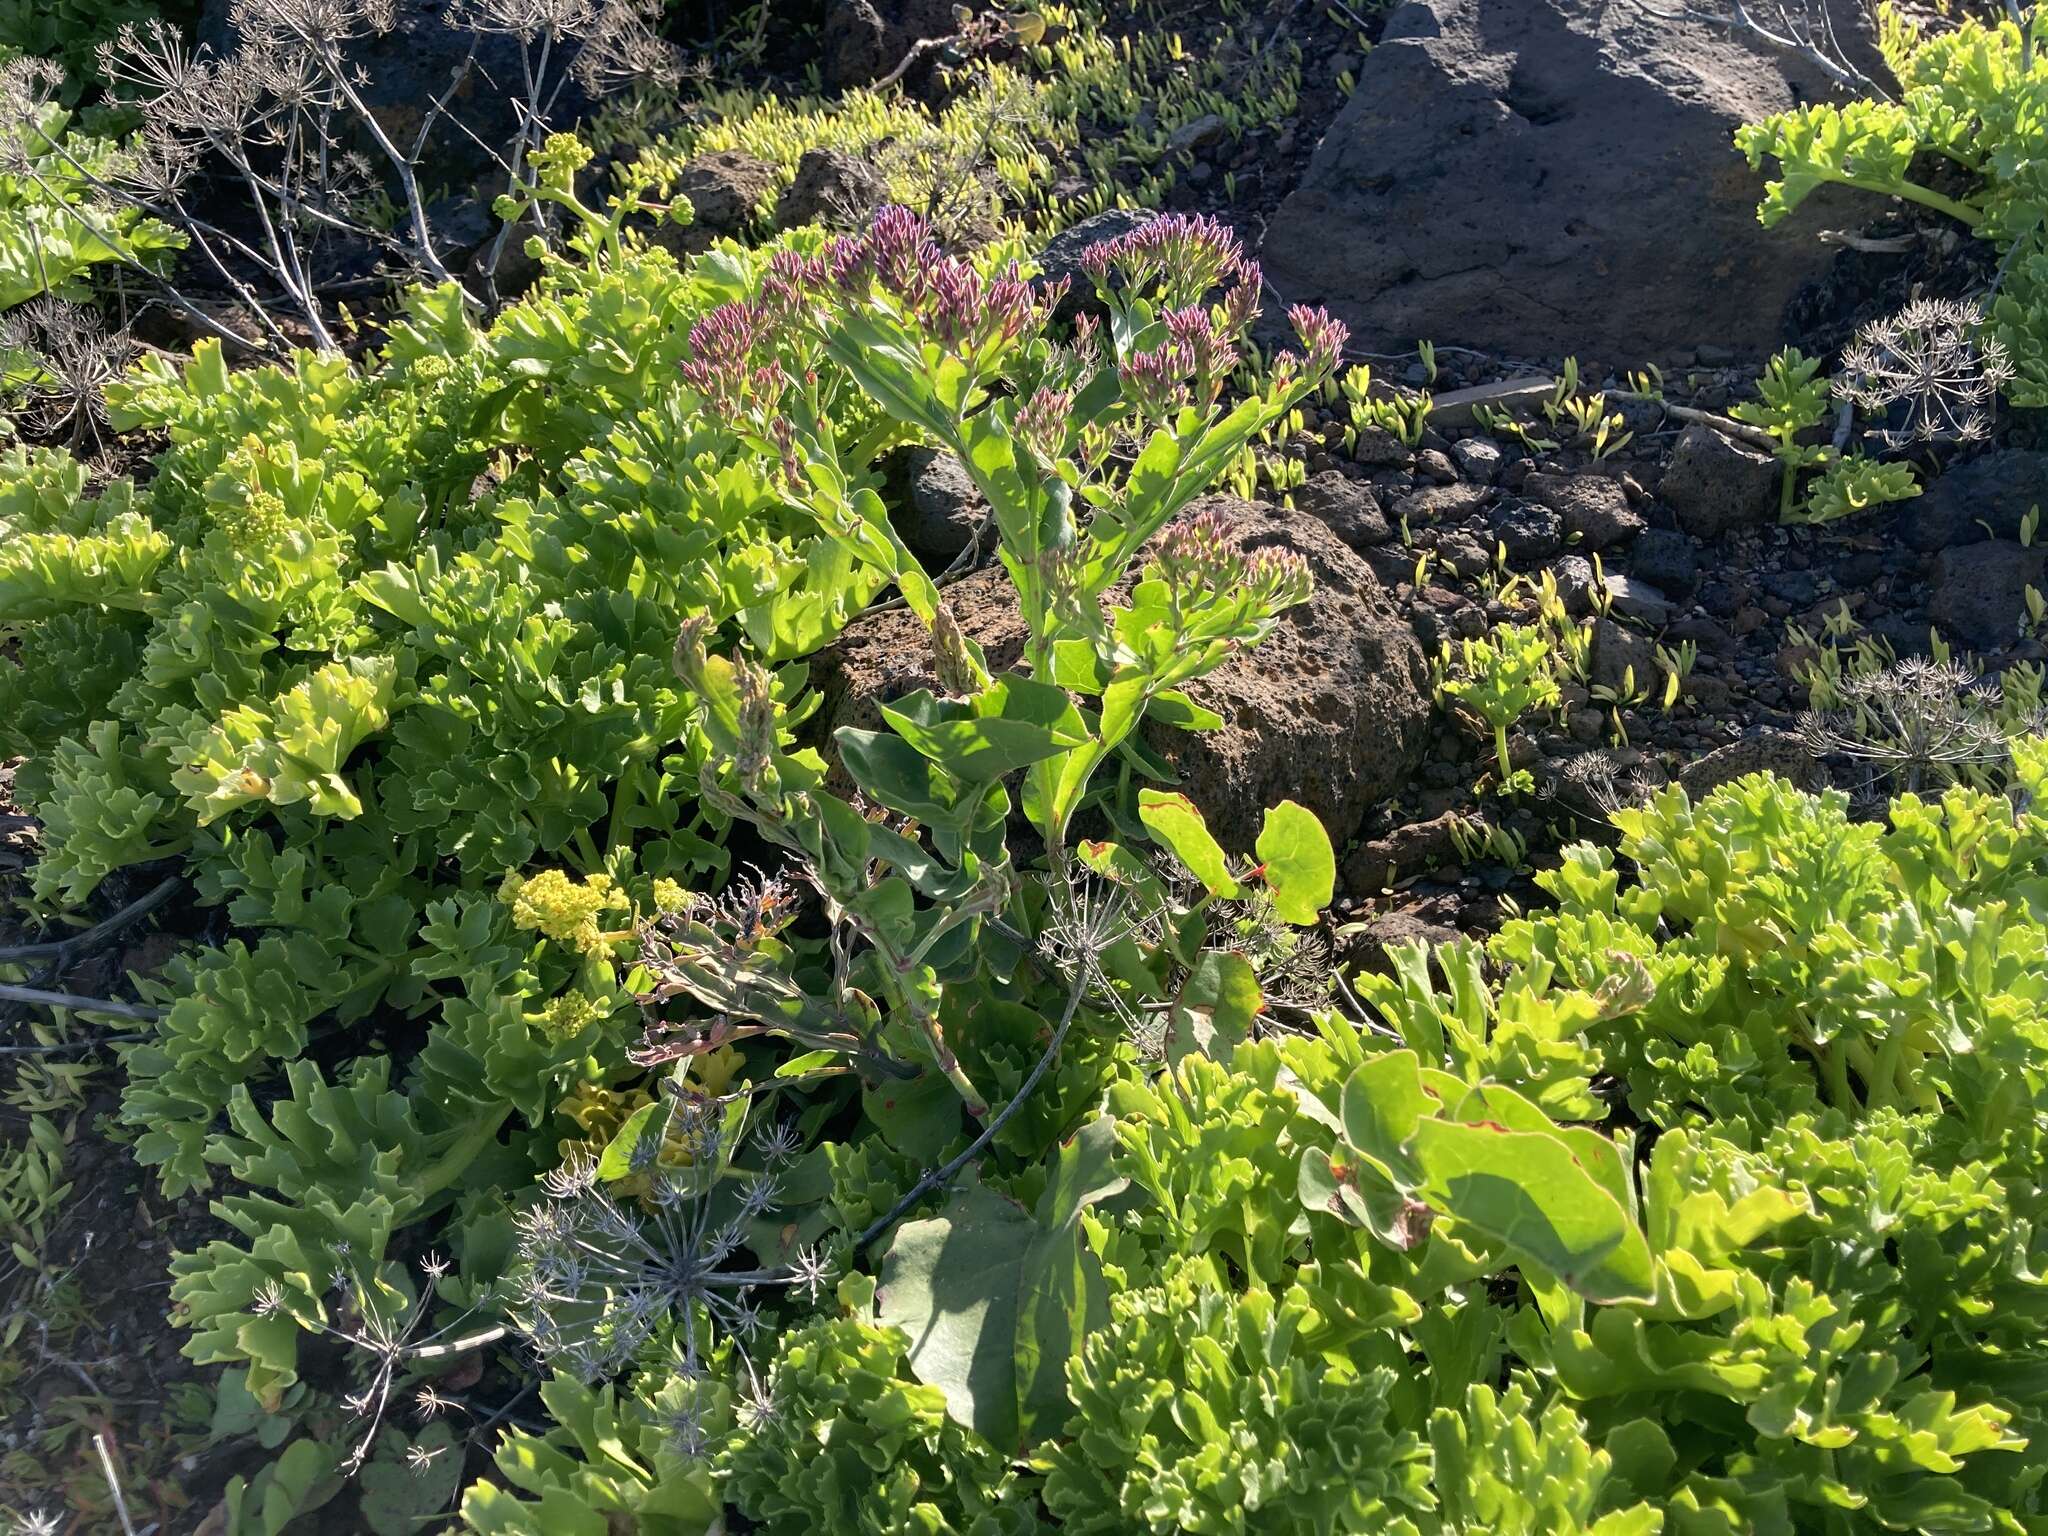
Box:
[1164,950,1262,1066]
[1256,800,1335,924]
[1139,789,1239,897]
[836,728,969,826]
[879,679,1088,782]
[1149,688,1225,730]
[1017,1117,1125,1436]
[878,1181,1039,1452]
[1411,1116,1655,1303]
[595,1101,662,1182]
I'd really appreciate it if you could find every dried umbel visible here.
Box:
[0,299,135,449]
[1836,298,2015,447]
[1541,749,1665,822]
[42,0,676,354]
[1799,657,2040,791]
[509,1100,821,1396]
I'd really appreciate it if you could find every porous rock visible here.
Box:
[1298,471,1394,550]
[1661,423,1780,537]
[1522,472,1643,551]
[1896,451,2048,553]
[823,0,961,89]
[1929,541,2045,651]
[660,151,777,254]
[1676,727,1824,797]
[882,447,988,569]
[775,147,888,230]
[810,496,1431,852]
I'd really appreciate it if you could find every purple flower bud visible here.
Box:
[1150,507,1242,595]
[1119,343,1193,422]
[1162,305,1237,403]
[1014,385,1074,464]
[680,300,776,413]
[760,248,826,318]
[1072,312,1103,368]
[1085,212,1251,309]
[1287,303,1350,376]
[1218,263,1262,341]
[1245,545,1313,609]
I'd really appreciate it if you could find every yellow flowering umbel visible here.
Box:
[527,988,606,1042]
[501,868,626,954]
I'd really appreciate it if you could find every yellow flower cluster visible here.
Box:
[527,989,604,1042]
[500,868,624,954]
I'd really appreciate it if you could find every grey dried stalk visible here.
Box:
[0,299,135,450]
[0,0,676,356]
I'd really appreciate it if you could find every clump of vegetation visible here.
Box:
[1437,622,1561,794]
[1738,3,2048,402]
[8,0,2048,1528]
[0,53,181,314]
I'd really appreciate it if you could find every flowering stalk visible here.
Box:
[660,210,1345,1114]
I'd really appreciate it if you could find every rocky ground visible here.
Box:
[7,0,2044,1525]
[807,0,2048,976]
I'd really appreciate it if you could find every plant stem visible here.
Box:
[0,876,182,968]
[0,985,163,1022]
[855,966,1088,1254]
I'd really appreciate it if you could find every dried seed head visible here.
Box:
[1836,297,2012,448]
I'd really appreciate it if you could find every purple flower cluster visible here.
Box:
[1286,302,1350,375]
[1149,506,1312,615]
[823,205,1063,358]
[1014,384,1075,464]
[1079,212,1255,310]
[678,300,784,416]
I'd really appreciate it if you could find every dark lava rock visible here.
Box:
[1298,471,1394,550]
[774,147,887,230]
[1590,617,1656,692]
[1393,482,1491,524]
[1523,471,1643,551]
[1630,527,1699,594]
[1600,573,1673,627]
[1342,812,1462,895]
[1033,208,1153,319]
[1550,554,1598,614]
[201,0,592,196]
[1260,0,1874,363]
[810,496,1431,853]
[1897,451,2048,552]
[1450,437,1505,483]
[1676,727,1824,797]
[1341,911,1465,978]
[1662,423,1781,537]
[883,447,988,568]
[1763,570,1820,606]
[823,0,960,89]
[1489,501,1564,564]
[661,151,777,254]
[1930,541,2045,650]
